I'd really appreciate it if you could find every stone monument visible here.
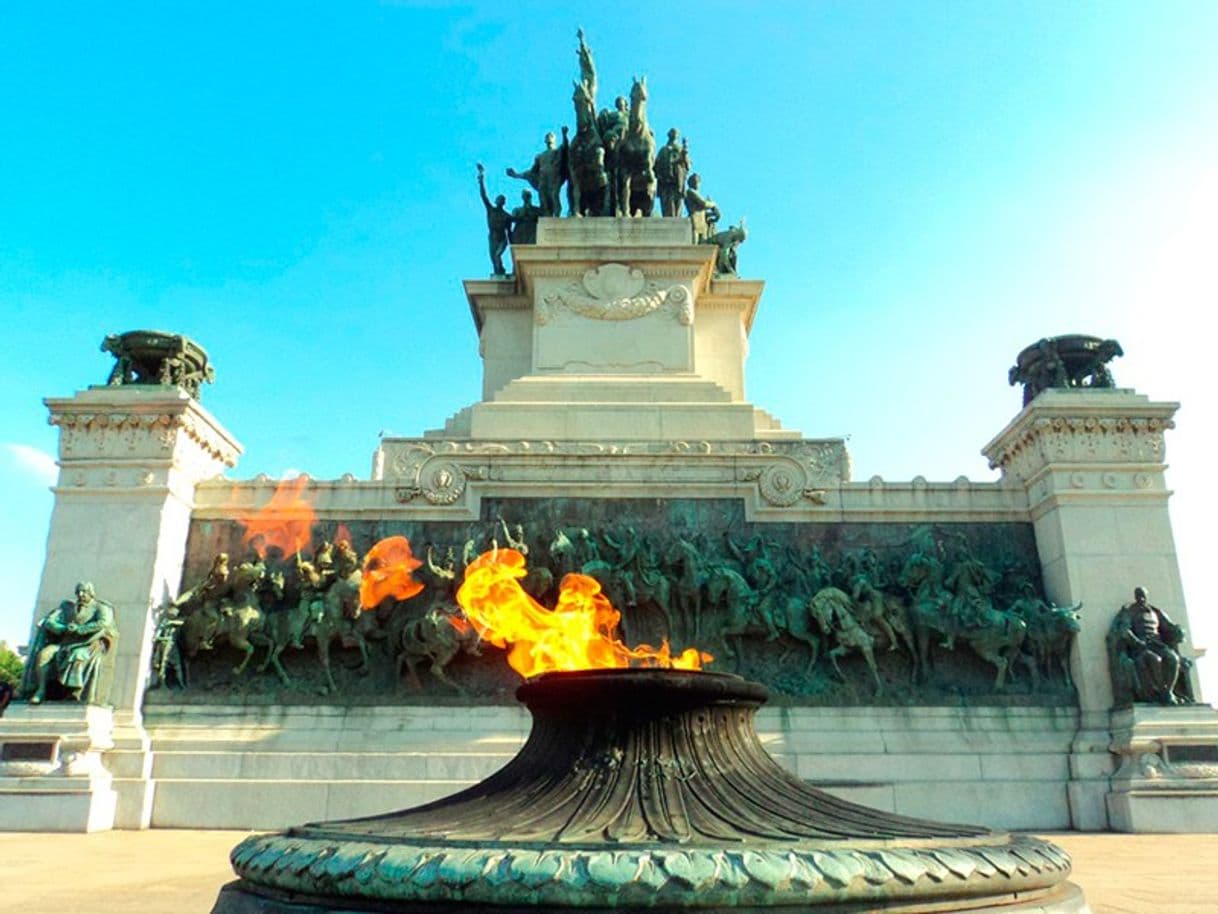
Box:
[1,30,1212,851]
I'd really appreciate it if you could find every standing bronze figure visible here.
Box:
[476,164,512,276]
[654,128,690,218]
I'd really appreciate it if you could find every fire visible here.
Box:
[361,536,425,609]
[236,475,316,559]
[457,548,710,678]
[334,523,353,546]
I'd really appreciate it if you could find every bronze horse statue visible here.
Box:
[568,80,608,217]
[614,77,656,217]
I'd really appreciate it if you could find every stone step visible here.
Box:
[0,785,117,832]
[439,406,473,435]
[463,400,773,441]
[490,374,737,404]
[149,749,515,782]
[149,777,468,830]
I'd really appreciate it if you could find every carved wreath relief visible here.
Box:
[538,263,691,325]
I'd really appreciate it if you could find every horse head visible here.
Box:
[550,529,574,555]
[627,76,651,132]
[630,75,648,107]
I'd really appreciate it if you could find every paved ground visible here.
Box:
[1,830,1215,913]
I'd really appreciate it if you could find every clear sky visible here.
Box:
[2,2,1215,695]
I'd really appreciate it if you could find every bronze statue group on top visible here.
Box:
[477,29,746,277]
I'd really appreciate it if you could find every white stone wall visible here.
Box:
[136,704,1079,831]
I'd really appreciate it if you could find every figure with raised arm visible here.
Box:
[477,163,512,276]
[576,27,596,99]
[507,130,568,218]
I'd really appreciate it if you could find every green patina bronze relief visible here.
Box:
[149,498,1078,708]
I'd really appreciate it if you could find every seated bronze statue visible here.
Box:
[1107,586,1194,705]
[22,581,119,705]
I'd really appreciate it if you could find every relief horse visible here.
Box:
[181,561,279,676]
[397,605,483,693]
[664,537,705,643]
[907,587,1028,690]
[705,566,761,668]
[259,549,376,695]
[807,587,881,695]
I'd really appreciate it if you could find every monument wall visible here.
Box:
[2,218,1211,836]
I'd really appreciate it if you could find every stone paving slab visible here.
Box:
[0,830,1215,913]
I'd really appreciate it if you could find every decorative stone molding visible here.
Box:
[989,416,1171,483]
[538,263,689,326]
[50,410,239,467]
[1107,704,1218,831]
[982,391,1178,486]
[227,832,1073,910]
[369,437,851,515]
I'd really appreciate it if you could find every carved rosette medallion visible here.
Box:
[538,263,689,325]
[419,461,467,505]
[667,283,693,325]
[387,443,490,505]
[757,463,805,506]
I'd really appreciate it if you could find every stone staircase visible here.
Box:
[139,705,529,829]
[426,374,798,441]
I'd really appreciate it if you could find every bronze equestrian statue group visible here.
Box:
[474,28,746,277]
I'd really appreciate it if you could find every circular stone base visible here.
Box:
[213,879,1091,914]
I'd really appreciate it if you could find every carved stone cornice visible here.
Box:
[982,390,1177,486]
[376,437,849,510]
[46,388,242,471]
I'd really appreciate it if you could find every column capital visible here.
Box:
[982,389,1177,491]
[45,386,242,491]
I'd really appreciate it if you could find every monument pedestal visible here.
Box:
[447,217,792,442]
[983,387,1196,830]
[0,704,117,831]
[2,384,241,831]
[1107,703,1218,832]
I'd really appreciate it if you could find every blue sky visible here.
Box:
[2,2,1215,693]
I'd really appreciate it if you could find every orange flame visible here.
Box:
[457,548,710,678]
[334,523,353,546]
[360,536,425,609]
[236,476,316,559]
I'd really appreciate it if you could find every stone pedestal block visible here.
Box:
[12,385,241,829]
[453,216,786,441]
[1107,703,1218,832]
[0,705,117,831]
[984,387,1195,830]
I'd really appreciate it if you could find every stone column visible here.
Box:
[983,387,1192,829]
[7,385,240,829]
